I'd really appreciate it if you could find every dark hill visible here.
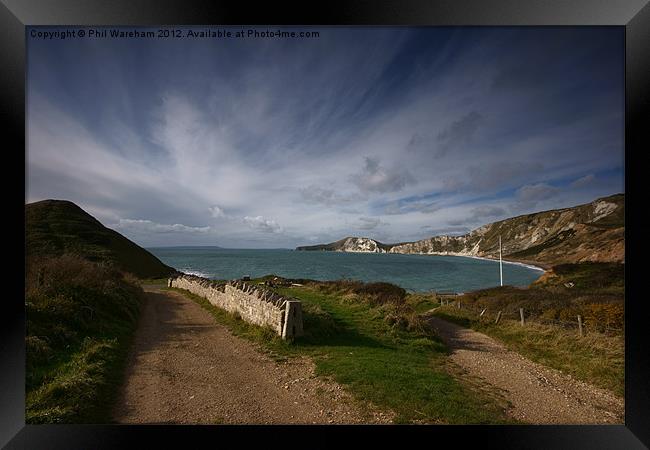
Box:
[26,199,175,279]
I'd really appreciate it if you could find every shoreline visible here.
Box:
[295,248,549,271]
[457,255,546,272]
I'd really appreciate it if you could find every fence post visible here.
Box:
[495,311,502,324]
[457,300,461,309]
[520,308,525,326]
[577,315,584,337]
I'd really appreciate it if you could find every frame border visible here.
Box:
[3,1,649,448]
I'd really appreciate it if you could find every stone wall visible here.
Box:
[168,274,303,339]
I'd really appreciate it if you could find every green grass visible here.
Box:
[432,306,624,397]
[168,283,515,424]
[26,254,144,423]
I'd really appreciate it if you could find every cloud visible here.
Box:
[570,174,596,188]
[436,111,484,156]
[445,161,545,193]
[209,205,226,218]
[443,205,506,227]
[113,219,211,234]
[355,216,387,230]
[383,199,441,215]
[512,183,561,211]
[299,185,364,207]
[516,183,560,202]
[243,216,283,234]
[469,205,506,220]
[351,157,415,194]
[26,27,623,248]
[420,225,471,236]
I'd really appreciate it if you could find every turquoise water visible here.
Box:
[148,247,544,293]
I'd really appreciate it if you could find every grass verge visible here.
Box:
[168,281,515,424]
[26,254,144,423]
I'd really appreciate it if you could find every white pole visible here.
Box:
[499,235,503,287]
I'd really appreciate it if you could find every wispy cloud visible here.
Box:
[26,27,624,247]
[570,174,596,188]
[113,219,211,234]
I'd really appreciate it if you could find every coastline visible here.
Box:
[298,247,550,272]
[457,255,547,272]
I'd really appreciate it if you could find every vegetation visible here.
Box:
[432,307,624,397]
[26,199,174,279]
[169,278,515,424]
[430,262,624,396]
[26,254,144,423]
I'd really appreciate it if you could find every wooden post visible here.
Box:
[577,315,584,337]
[520,308,525,326]
[457,300,461,309]
[495,311,502,324]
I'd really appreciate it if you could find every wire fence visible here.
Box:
[435,296,624,337]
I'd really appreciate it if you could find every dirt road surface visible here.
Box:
[112,287,393,424]
[426,316,624,424]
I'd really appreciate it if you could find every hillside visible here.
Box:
[26,199,175,279]
[296,194,624,267]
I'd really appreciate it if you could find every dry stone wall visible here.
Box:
[168,274,303,339]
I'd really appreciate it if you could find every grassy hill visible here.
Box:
[26,199,175,279]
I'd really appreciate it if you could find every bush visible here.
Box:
[582,303,624,333]
[355,282,406,306]
[447,262,624,336]
[317,279,407,307]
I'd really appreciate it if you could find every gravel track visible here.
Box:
[112,287,393,424]
[426,316,624,424]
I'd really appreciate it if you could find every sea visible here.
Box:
[148,247,544,293]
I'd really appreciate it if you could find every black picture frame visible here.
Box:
[3,1,649,448]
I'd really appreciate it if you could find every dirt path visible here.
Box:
[426,316,624,424]
[112,287,393,424]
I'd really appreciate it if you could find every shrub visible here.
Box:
[355,282,406,306]
[582,303,624,333]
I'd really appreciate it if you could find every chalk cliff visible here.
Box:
[296,194,624,267]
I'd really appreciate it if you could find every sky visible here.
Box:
[26,26,624,248]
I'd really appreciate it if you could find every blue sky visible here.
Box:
[27,27,624,248]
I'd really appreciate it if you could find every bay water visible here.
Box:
[148,247,543,293]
